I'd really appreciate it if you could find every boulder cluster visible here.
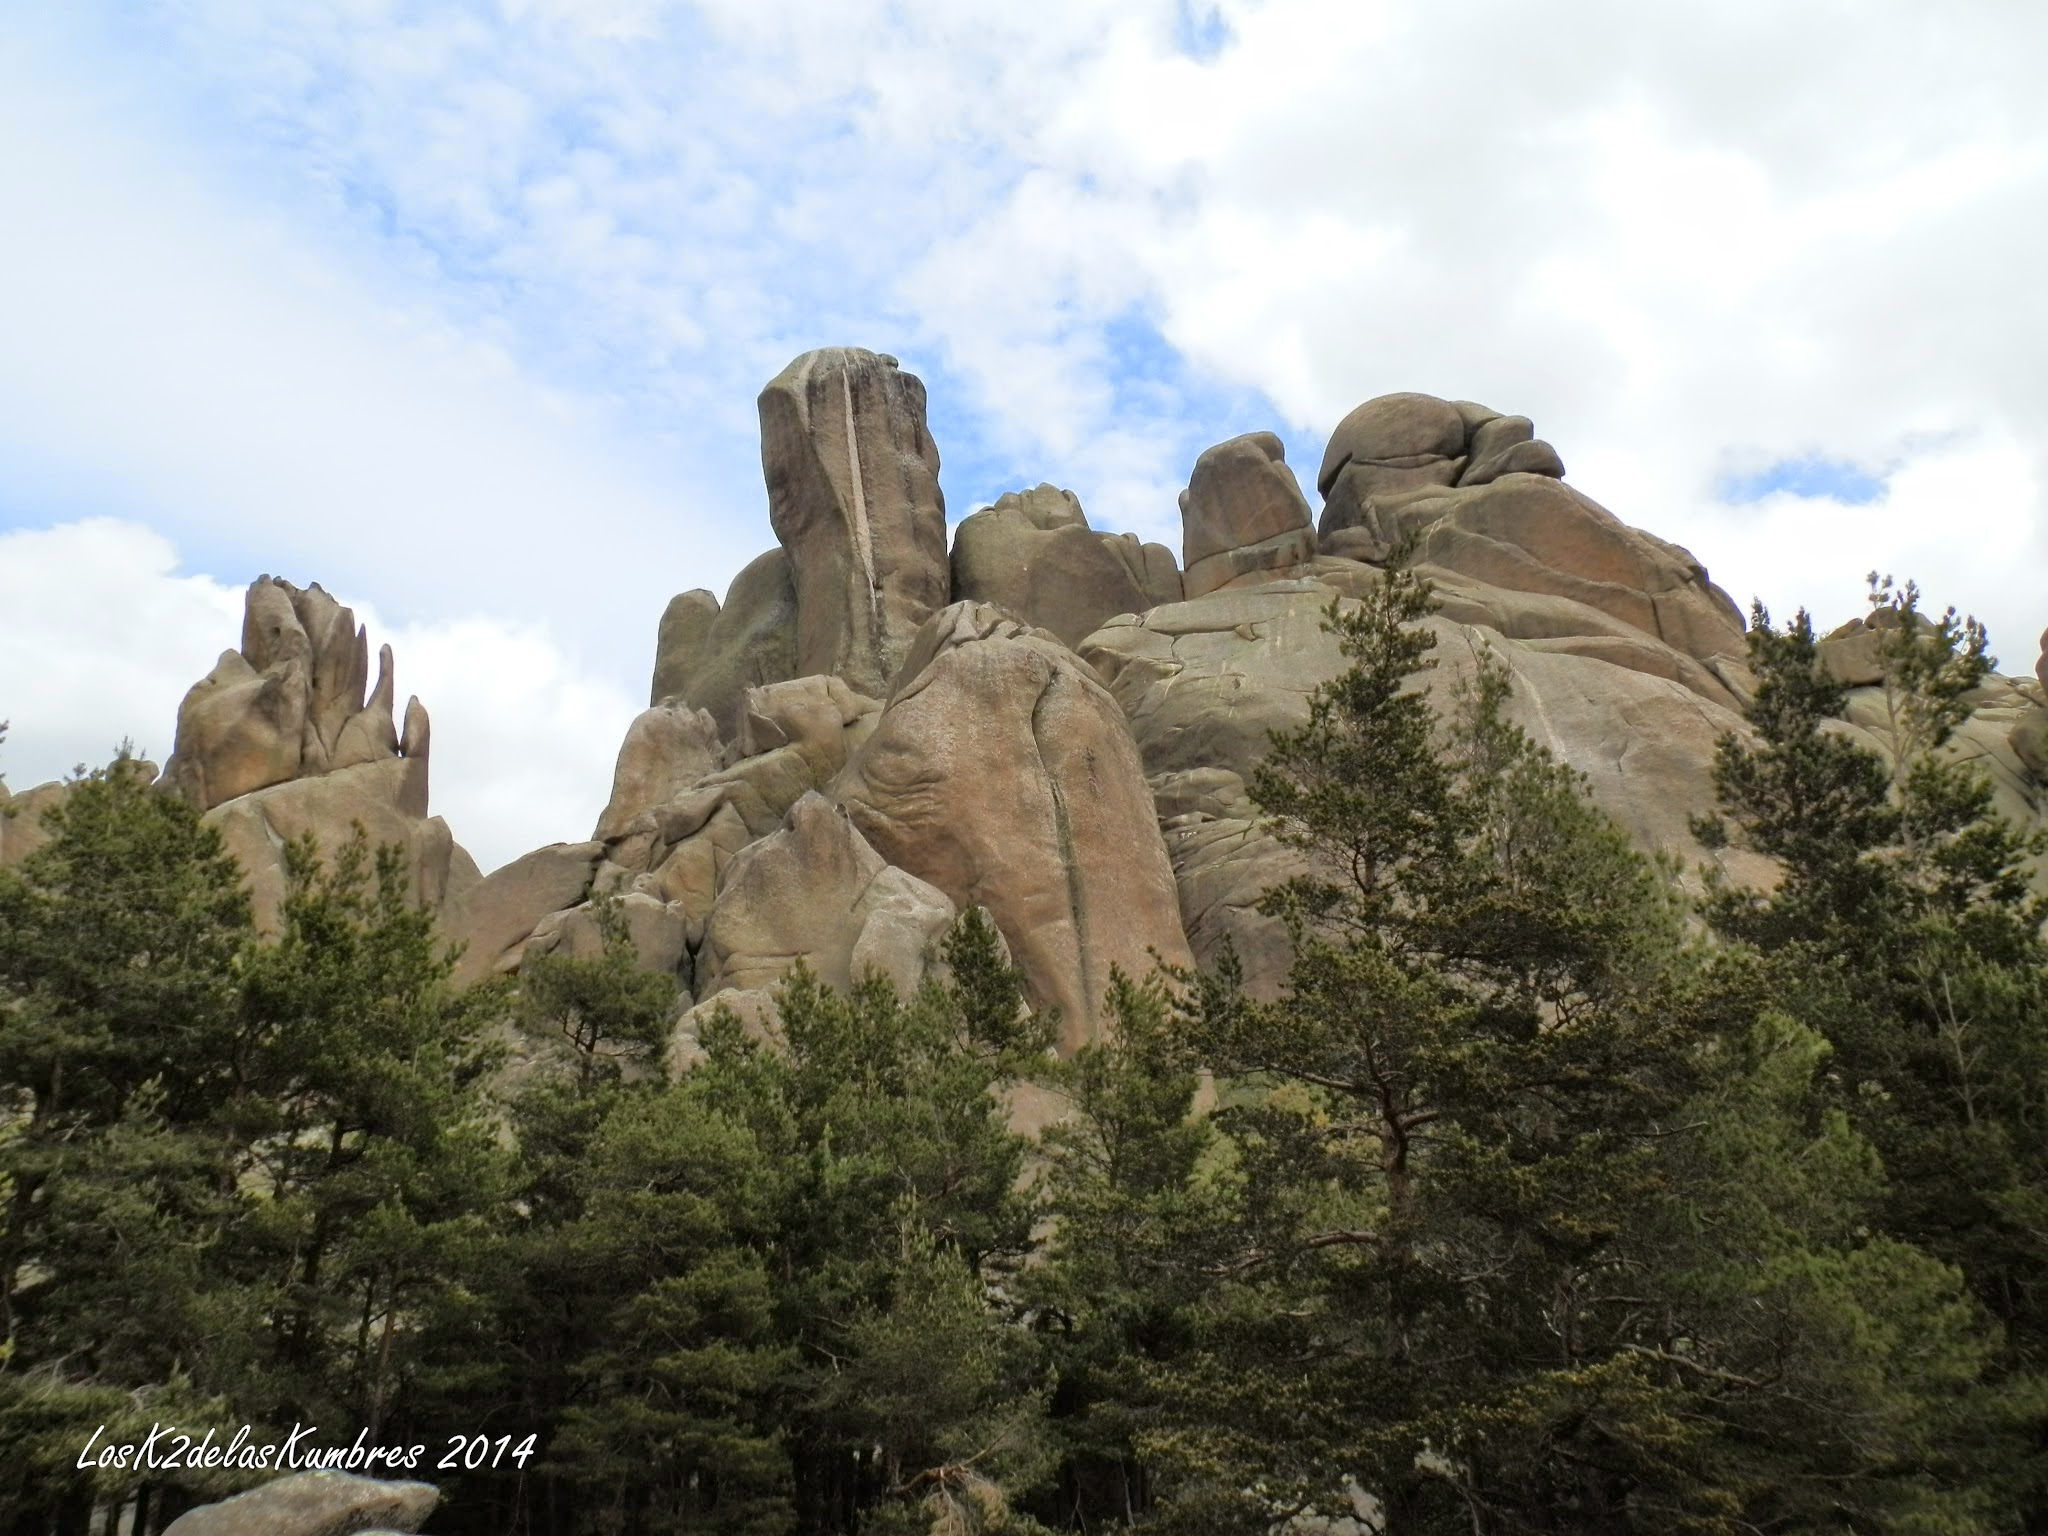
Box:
[10,349,2045,1054]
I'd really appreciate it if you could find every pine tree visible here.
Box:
[1703,583,2048,1520]
[1069,560,2002,1534]
[0,758,253,1531]
[223,830,506,1439]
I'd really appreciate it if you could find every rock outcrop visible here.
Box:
[147,579,477,930]
[761,348,949,699]
[697,792,956,997]
[951,484,1176,645]
[593,704,724,842]
[162,1471,437,1536]
[836,602,1193,1050]
[34,354,2041,1097]
[448,840,607,985]
[1180,432,1318,598]
[164,579,420,812]
[649,548,800,738]
[1317,392,1568,535]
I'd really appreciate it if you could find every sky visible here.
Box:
[3,0,2045,874]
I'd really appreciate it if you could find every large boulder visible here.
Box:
[1318,392,1566,541]
[761,348,949,697]
[950,484,1169,646]
[697,791,956,998]
[593,704,724,841]
[1180,432,1318,599]
[836,602,1192,1050]
[649,549,800,739]
[162,1471,437,1536]
[161,648,308,810]
[1318,469,1746,694]
[736,674,882,777]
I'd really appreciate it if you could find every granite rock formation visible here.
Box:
[161,1471,437,1536]
[18,364,2047,1096]
[150,579,477,930]
[951,484,1177,646]
[836,601,1194,1051]
[760,348,950,699]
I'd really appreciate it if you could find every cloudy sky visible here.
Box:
[3,0,2044,873]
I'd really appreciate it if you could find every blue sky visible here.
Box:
[5,0,2046,870]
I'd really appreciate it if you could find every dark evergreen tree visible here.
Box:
[223,830,507,1441]
[1702,579,2048,1521]
[1044,560,2000,1535]
[0,759,252,1531]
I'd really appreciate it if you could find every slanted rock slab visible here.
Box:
[162,1471,437,1536]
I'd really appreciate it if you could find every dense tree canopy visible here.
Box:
[3,564,2046,1536]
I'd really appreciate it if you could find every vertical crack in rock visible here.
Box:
[842,370,879,618]
[1030,670,1094,1017]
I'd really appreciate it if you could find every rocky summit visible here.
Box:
[11,346,2046,1045]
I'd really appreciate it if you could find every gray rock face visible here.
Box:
[761,348,949,698]
[951,484,1164,647]
[1179,432,1318,599]
[650,550,801,740]
[162,1471,437,1536]
[836,602,1192,1050]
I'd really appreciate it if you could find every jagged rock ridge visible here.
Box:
[11,361,2046,1064]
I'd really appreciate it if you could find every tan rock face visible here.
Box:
[650,589,720,705]
[162,1471,437,1536]
[160,650,307,810]
[761,348,949,698]
[1081,580,1763,992]
[205,757,478,932]
[164,577,435,813]
[138,577,476,929]
[836,602,1192,1050]
[1319,391,1568,540]
[1320,473,1746,682]
[448,840,606,984]
[593,704,723,842]
[698,792,956,998]
[650,550,800,739]
[951,484,1161,647]
[1181,432,1316,573]
[525,890,692,983]
[737,674,881,778]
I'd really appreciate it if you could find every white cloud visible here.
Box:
[0,20,764,668]
[0,522,241,776]
[0,521,636,877]
[6,0,2048,871]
